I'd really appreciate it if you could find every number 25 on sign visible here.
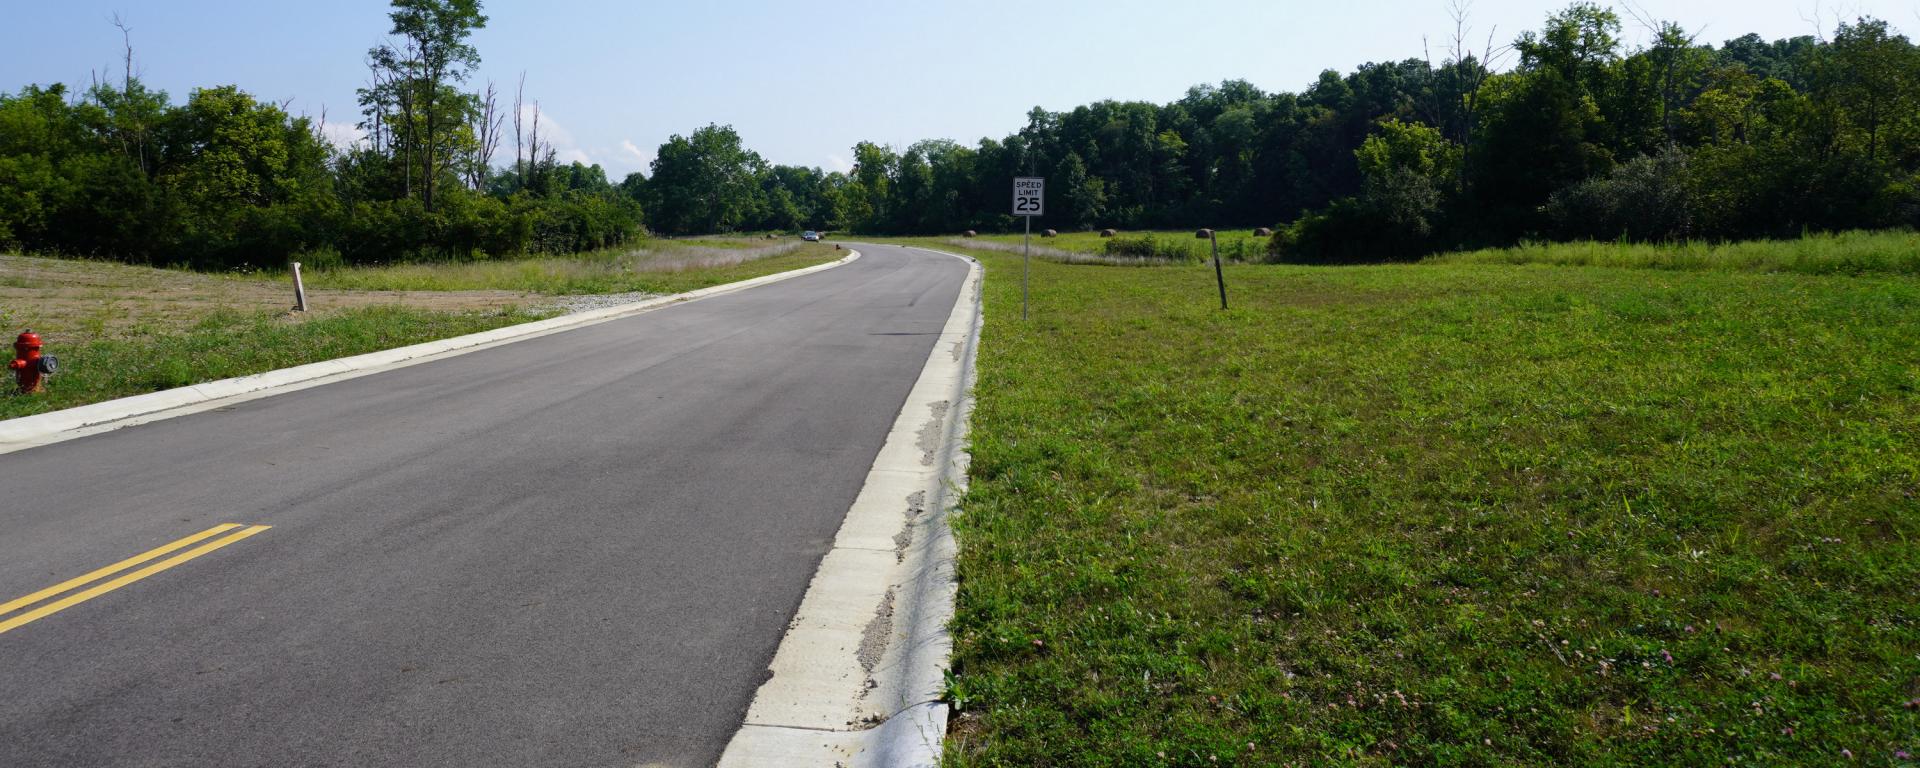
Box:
[1013,177,1045,216]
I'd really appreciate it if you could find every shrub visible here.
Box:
[1102,235,1200,262]
[1545,146,1698,241]
[1270,191,1438,265]
[293,246,345,271]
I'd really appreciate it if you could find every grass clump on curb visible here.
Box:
[930,240,1920,766]
[0,305,548,421]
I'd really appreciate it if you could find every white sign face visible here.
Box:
[1013,177,1045,217]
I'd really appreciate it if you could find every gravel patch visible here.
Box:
[538,292,662,314]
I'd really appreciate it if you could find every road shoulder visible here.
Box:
[719,247,981,768]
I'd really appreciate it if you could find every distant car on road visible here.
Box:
[801,231,821,242]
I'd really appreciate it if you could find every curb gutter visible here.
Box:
[0,251,861,456]
[719,246,982,767]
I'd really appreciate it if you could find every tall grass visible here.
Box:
[1432,229,1920,276]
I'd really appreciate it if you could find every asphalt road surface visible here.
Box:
[0,244,968,768]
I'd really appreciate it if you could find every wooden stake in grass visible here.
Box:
[290,262,309,313]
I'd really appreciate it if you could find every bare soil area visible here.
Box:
[0,254,535,345]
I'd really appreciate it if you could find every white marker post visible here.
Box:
[1012,177,1044,320]
[290,261,309,313]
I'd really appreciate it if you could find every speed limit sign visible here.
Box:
[1013,177,1045,217]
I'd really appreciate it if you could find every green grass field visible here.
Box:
[896,236,1920,766]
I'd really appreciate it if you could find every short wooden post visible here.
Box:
[291,262,309,312]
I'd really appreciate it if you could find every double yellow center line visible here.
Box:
[0,523,270,635]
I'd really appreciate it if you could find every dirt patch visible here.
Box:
[893,489,929,561]
[915,400,951,466]
[858,589,897,675]
[0,254,533,345]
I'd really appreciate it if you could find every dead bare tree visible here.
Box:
[467,80,505,190]
[397,41,419,201]
[360,55,388,155]
[513,72,526,190]
[527,99,544,190]
[1803,1,1832,43]
[1438,0,1510,192]
[109,14,150,176]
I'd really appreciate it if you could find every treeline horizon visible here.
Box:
[5,2,1920,268]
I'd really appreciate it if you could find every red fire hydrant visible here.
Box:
[9,330,56,395]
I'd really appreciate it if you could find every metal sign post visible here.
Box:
[1210,231,1227,310]
[1022,215,1031,320]
[1197,228,1227,310]
[1013,177,1044,320]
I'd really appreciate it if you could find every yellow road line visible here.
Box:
[0,523,243,617]
[0,524,269,636]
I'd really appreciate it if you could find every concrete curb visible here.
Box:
[719,245,982,767]
[0,251,861,456]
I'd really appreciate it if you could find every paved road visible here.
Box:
[0,244,967,768]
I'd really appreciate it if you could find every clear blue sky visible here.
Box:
[4,1,1912,178]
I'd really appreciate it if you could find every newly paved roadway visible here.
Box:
[0,244,966,767]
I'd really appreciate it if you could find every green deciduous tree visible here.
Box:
[362,0,487,211]
[646,124,764,234]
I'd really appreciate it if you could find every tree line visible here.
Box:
[5,2,1920,268]
[0,0,641,269]
[723,4,1920,262]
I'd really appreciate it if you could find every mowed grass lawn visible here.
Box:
[927,240,1919,766]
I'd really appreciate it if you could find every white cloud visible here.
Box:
[319,121,366,151]
[517,105,592,166]
[620,139,651,167]
[825,154,853,173]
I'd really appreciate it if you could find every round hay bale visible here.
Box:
[1099,229,1117,237]
[1254,227,1274,237]
[964,230,977,238]
[1195,228,1215,239]
[1043,229,1058,238]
